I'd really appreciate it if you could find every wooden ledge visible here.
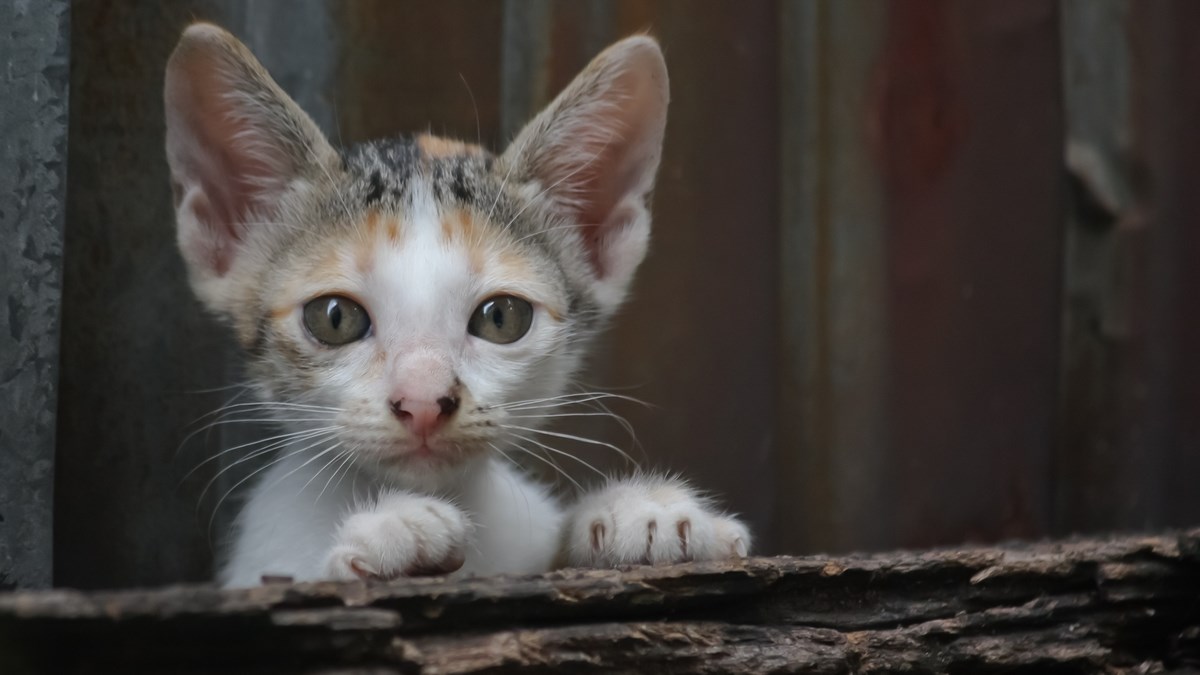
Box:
[2,530,1198,673]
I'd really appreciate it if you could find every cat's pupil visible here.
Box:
[467,295,533,344]
[327,299,343,330]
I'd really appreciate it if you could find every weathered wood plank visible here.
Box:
[1,531,1196,673]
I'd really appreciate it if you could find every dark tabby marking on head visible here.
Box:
[364,170,385,206]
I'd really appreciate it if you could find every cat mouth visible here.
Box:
[376,438,465,466]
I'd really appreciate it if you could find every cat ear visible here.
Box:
[502,36,669,310]
[164,23,335,306]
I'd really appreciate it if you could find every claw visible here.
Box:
[590,521,606,553]
[732,537,748,558]
[644,520,658,563]
[677,519,691,561]
[348,557,381,581]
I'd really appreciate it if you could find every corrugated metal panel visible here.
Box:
[775,0,890,553]
[20,0,1200,587]
[0,0,70,589]
[879,0,1064,547]
[1129,0,1200,528]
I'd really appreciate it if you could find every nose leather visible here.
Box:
[390,396,460,437]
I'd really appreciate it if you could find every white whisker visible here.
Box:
[501,424,640,470]
[501,439,585,494]
[181,424,342,482]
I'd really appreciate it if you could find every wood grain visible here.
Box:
[3,530,1197,673]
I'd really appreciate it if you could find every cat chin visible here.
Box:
[358,442,489,486]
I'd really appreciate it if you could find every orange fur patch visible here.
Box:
[439,207,492,272]
[353,210,405,272]
[416,133,485,159]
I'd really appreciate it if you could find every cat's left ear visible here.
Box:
[502,36,668,310]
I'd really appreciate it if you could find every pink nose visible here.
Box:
[390,396,460,437]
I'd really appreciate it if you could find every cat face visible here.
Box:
[238,141,584,480]
[164,24,667,483]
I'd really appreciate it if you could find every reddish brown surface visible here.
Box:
[876,0,1064,547]
[49,1,1200,589]
[334,0,505,149]
[1132,1,1200,528]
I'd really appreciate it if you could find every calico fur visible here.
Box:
[165,23,750,586]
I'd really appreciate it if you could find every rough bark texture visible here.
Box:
[1,530,1197,673]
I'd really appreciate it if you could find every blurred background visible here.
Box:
[2,0,1199,590]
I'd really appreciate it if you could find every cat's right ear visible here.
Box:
[164,23,335,309]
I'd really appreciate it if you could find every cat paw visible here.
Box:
[323,491,471,582]
[562,476,750,567]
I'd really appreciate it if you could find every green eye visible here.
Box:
[302,295,371,346]
[468,295,534,344]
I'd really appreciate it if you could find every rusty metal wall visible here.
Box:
[27,0,1200,587]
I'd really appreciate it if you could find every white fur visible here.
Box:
[222,454,562,586]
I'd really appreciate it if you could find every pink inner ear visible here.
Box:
[166,26,327,280]
[172,72,287,246]
[585,201,641,279]
[519,40,666,282]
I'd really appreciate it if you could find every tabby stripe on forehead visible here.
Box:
[364,170,385,206]
[450,163,472,202]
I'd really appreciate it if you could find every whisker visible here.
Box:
[484,132,530,225]
[301,447,354,496]
[196,428,341,510]
[501,439,585,494]
[180,424,342,483]
[489,391,650,411]
[501,424,640,470]
[458,72,482,148]
[192,401,344,423]
[202,433,340,540]
[502,407,643,459]
[262,441,347,494]
[322,449,360,501]
[503,411,628,421]
[505,431,607,484]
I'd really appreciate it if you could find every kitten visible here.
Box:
[164,23,750,587]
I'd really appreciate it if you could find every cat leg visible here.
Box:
[324,489,473,581]
[561,475,750,567]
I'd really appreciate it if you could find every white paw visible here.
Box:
[323,491,472,581]
[562,476,751,567]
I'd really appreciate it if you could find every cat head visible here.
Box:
[164,24,667,484]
